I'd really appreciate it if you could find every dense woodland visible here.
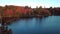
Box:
[0,5,60,18]
[0,5,60,24]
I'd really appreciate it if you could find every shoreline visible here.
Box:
[0,15,60,25]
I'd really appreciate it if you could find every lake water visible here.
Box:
[8,16,60,34]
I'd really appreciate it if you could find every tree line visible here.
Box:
[0,5,60,18]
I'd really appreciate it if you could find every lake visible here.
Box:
[8,16,60,34]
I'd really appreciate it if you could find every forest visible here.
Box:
[0,5,60,17]
[0,5,60,24]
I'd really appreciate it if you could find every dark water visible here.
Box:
[8,16,60,34]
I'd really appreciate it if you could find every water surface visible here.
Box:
[8,16,60,34]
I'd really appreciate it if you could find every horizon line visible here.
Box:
[0,5,60,8]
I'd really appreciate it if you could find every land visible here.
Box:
[0,5,60,24]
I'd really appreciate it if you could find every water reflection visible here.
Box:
[8,16,60,34]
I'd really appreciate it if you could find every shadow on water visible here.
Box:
[8,16,60,34]
[8,17,50,34]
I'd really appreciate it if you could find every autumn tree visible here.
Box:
[0,6,3,17]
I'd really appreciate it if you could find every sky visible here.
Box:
[0,0,60,8]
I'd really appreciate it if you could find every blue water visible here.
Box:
[8,16,60,34]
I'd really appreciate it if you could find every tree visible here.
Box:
[0,6,3,17]
[25,6,29,8]
[39,6,42,9]
[48,7,53,15]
